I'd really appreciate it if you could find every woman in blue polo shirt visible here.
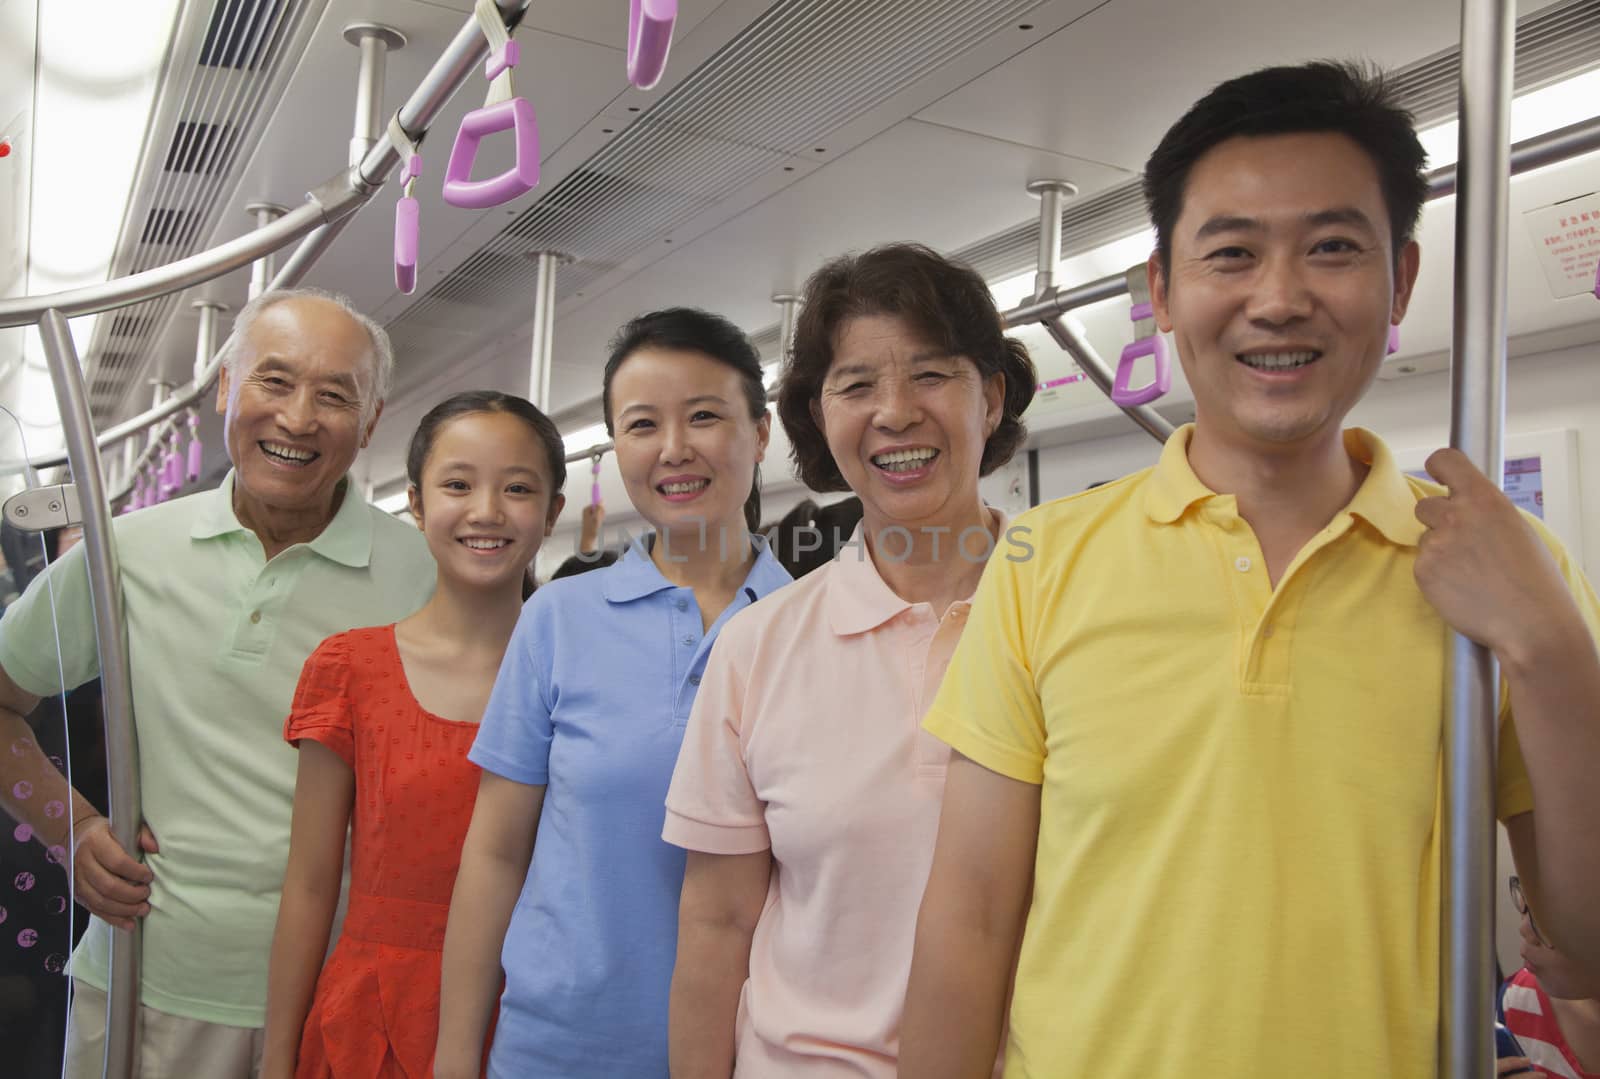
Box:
[433,308,791,1079]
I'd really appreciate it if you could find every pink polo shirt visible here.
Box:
[664,516,1007,1077]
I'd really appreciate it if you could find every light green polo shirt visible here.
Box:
[0,471,434,1026]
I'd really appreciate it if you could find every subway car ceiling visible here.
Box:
[6,0,1600,551]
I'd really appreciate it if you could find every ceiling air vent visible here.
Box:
[83,0,327,419]
[199,0,287,71]
[141,208,201,246]
[163,121,239,175]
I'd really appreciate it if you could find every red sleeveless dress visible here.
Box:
[284,625,489,1078]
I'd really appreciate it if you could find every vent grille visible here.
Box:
[386,0,1043,396]
[84,0,326,420]
[199,0,287,70]
[163,121,239,174]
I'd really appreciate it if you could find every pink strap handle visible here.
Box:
[1111,300,1171,408]
[125,480,143,513]
[591,454,603,507]
[395,153,422,293]
[442,97,539,209]
[1593,255,1599,300]
[1386,324,1400,355]
[627,0,678,90]
[186,415,204,483]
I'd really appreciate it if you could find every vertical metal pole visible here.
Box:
[244,203,289,300]
[145,381,173,451]
[1026,179,1077,299]
[1442,1,1514,1076]
[343,24,407,168]
[190,301,226,386]
[528,252,561,411]
[772,294,800,365]
[36,311,140,1079]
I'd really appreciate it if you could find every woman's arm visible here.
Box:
[434,772,546,1079]
[669,849,772,1078]
[261,743,355,1079]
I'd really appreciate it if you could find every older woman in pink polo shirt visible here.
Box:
[663,243,1037,1077]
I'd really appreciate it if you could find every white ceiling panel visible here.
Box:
[916,0,1565,171]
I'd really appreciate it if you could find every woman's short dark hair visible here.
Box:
[777,243,1037,493]
[1143,60,1429,278]
[405,390,567,600]
[601,308,769,532]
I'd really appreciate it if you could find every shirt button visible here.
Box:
[1262,624,1275,639]
[681,636,695,646]
[675,599,688,612]
[1235,557,1252,573]
[689,674,701,686]
[250,610,262,624]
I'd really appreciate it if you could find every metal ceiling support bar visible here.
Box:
[1025,179,1078,299]
[1442,0,1515,1075]
[772,293,800,364]
[344,23,407,169]
[191,301,227,385]
[36,309,141,1079]
[243,203,290,300]
[528,251,562,411]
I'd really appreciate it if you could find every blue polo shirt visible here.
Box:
[470,536,790,1077]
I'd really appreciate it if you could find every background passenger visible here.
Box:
[899,62,1600,1077]
[764,495,867,579]
[0,287,434,1078]
[664,243,1036,1077]
[1500,876,1600,1078]
[262,391,567,1079]
[433,309,791,1078]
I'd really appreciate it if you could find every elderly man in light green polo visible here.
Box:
[0,288,434,1077]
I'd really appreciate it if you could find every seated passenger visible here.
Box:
[261,391,567,1079]
[433,309,791,1078]
[899,62,1600,1077]
[664,243,1036,1076]
[1500,876,1600,1078]
[0,287,434,1078]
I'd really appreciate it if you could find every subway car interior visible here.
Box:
[1,0,1598,1076]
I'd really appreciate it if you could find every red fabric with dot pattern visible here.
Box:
[284,626,491,1079]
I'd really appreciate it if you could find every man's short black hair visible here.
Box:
[1142,60,1429,277]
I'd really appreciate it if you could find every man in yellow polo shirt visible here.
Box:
[0,289,433,1077]
[899,62,1600,1077]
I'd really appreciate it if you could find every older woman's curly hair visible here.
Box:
[776,243,1037,492]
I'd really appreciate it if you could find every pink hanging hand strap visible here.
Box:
[186,412,204,483]
[442,0,539,209]
[591,453,603,506]
[1111,266,1171,408]
[626,0,678,90]
[390,113,424,293]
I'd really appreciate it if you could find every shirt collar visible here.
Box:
[189,470,374,568]
[1340,428,1426,547]
[826,509,1009,636]
[1142,424,1424,547]
[602,533,792,604]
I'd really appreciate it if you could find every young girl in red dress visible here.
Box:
[261,391,568,1079]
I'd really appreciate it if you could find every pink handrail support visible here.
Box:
[1111,267,1171,408]
[626,0,678,90]
[442,1,539,210]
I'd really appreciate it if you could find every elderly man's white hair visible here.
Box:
[221,287,394,418]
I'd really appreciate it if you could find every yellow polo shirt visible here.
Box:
[924,427,1600,1078]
